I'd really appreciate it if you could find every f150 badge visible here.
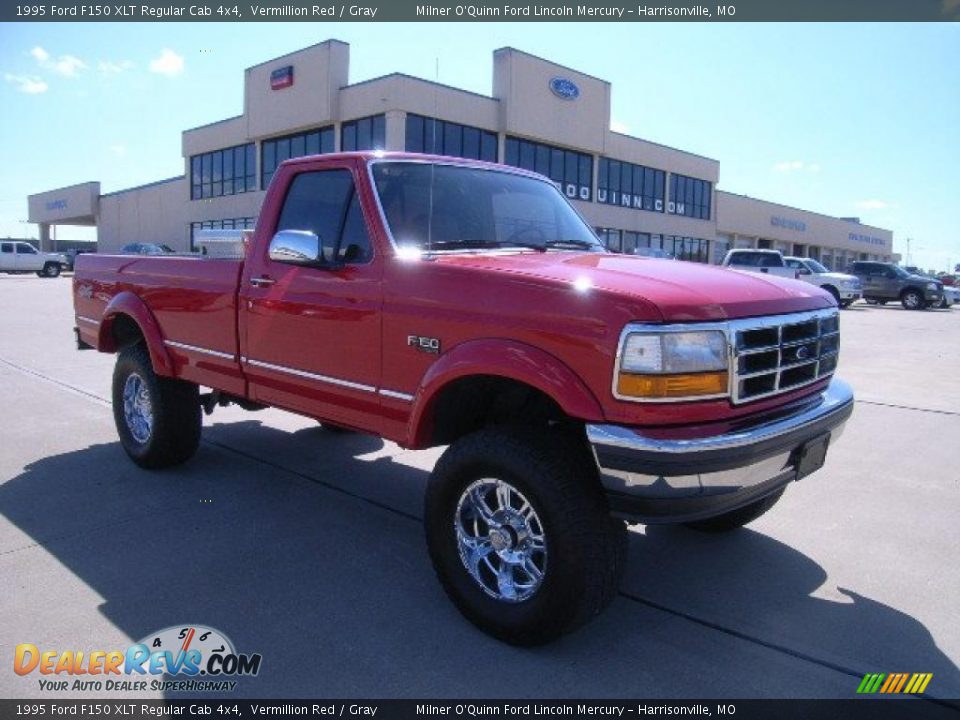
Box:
[408,335,440,354]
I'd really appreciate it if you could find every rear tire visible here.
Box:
[425,427,626,646]
[684,488,786,533]
[112,343,201,469]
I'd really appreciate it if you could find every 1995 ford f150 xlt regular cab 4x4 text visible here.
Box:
[73,152,854,645]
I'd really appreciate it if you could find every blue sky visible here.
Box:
[1,22,957,270]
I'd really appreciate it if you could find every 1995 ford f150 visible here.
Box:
[73,152,854,645]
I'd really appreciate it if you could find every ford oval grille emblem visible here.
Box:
[549,77,580,101]
[796,346,810,361]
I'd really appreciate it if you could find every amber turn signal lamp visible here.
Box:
[616,371,728,399]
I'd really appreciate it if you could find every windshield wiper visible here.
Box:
[542,239,599,250]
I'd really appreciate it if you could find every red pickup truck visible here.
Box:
[73,152,853,645]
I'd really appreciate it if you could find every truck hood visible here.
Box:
[433,251,834,322]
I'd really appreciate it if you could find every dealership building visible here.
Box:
[27,40,893,269]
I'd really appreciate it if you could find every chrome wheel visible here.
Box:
[903,291,921,310]
[455,478,547,603]
[122,373,153,444]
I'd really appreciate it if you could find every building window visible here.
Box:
[713,235,731,264]
[597,158,665,213]
[341,114,386,153]
[668,173,712,220]
[261,126,335,190]
[405,114,497,163]
[191,144,255,200]
[190,217,257,251]
[595,228,656,256]
[821,249,834,271]
[504,136,592,202]
[664,235,710,263]
[596,228,621,252]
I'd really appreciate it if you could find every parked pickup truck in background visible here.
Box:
[783,256,862,309]
[1,240,68,278]
[850,261,943,310]
[73,152,854,645]
[721,248,801,280]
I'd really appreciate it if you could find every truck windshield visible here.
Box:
[371,162,603,253]
[806,259,829,273]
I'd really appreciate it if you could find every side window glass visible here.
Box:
[19,244,38,254]
[338,191,373,264]
[1,243,13,253]
[276,169,354,248]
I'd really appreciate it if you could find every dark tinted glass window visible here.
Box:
[463,126,480,159]
[190,143,255,200]
[1,243,13,253]
[342,114,386,152]
[275,170,371,266]
[598,157,664,212]
[481,132,497,162]
[338,191,373,264]
[277,170,354,247]
[406,114,425,153]
[504,137,519,166]
[668,173,711,220]
[504,136,592,201]
[372,162,601,251]
[261,127,334,188]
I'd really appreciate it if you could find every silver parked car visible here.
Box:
[784,256,863,309]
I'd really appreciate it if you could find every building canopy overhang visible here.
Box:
[27,182,100,226]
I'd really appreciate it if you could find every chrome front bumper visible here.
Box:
[587,377,855,523]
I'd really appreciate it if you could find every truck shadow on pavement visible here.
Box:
[2,420,958,700]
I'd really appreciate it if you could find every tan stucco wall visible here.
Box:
[340,75,500,133]
[244,40,348,140]
[182,116,247,158]
[494,47,610,154]
[98,178,189,253]
[717,191,893,259]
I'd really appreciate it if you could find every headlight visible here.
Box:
[927,282,938,291]
[617,330,729,401]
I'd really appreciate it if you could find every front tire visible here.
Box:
[112,343,201,469]
[425,427,626,646]
[684,487,786,533]
[41,263,61,278]
[901,289,923,310]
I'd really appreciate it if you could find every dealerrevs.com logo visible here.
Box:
[14,625,262,693]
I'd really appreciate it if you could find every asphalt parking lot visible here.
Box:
[0,275,957,702]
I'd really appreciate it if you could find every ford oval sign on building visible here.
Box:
[549,77,580,101]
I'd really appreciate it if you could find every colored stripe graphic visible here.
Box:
[857,672,932,694]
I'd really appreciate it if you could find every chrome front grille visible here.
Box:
[731,309,839,404]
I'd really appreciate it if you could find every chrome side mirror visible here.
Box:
[268,230,321,266]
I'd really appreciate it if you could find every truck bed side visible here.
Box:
[73,254,245,396]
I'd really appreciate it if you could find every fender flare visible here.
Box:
[97,291,174,377]
[406,338,605,447]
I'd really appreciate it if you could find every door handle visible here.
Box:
[249,276,276,287]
